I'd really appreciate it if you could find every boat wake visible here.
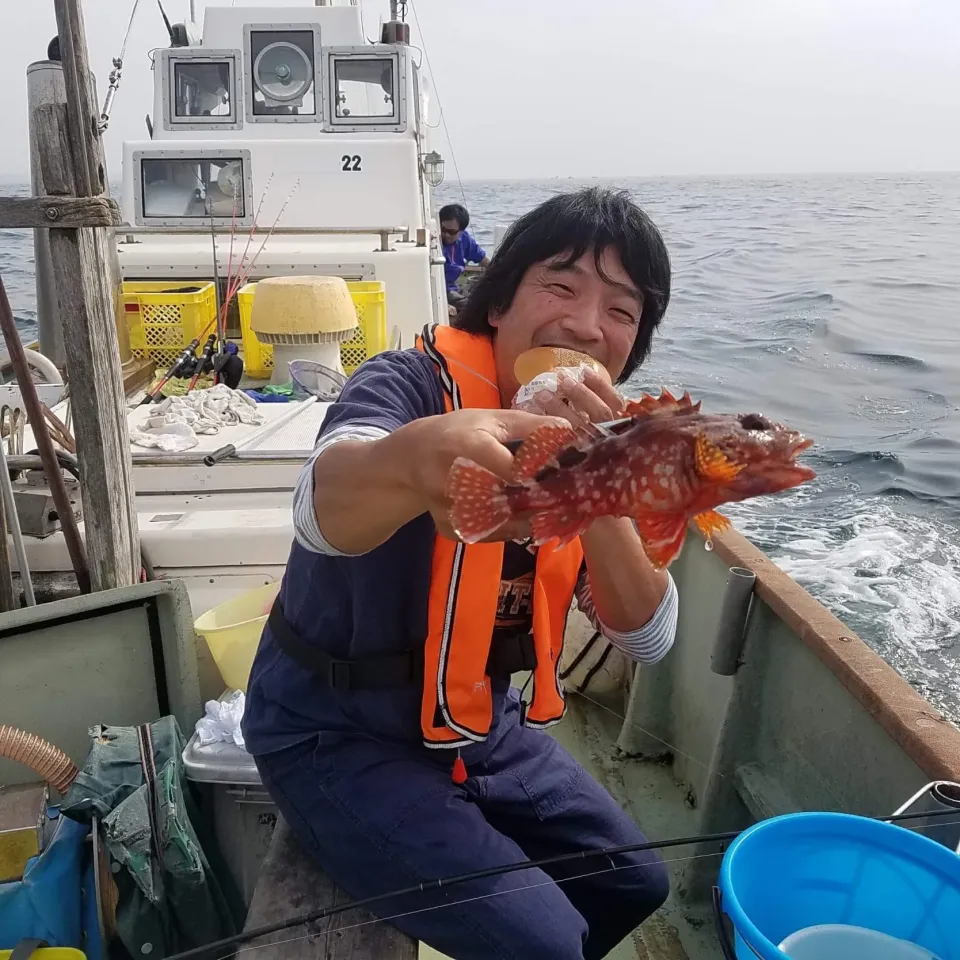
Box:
[726,489,960,724]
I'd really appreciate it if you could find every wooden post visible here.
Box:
[36,0,141,591]
[28,49,153,391]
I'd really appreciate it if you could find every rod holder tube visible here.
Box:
[890,780,960,854]
[710,566,757,676]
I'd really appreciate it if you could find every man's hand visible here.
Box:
[515,368,669,630]
[399,408,567,541]
[526,368,626,428]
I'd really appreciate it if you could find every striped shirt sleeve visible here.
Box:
[292,426,389,556]
[575,569,678,665]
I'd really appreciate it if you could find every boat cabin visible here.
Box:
[116,2,447,353]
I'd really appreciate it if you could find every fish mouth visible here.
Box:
[749,460,817,491]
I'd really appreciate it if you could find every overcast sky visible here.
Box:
[1,0,958,181]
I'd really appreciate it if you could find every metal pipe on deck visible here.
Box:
[0,437,36,605]
[709,566,757,676]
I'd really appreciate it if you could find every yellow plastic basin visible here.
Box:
[0,952,86,960]
[194,582,281,692]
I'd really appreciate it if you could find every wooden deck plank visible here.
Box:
[243,816,419,959]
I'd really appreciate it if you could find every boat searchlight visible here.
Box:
[422,150,445,187]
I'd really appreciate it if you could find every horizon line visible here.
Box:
[0,168,958,185]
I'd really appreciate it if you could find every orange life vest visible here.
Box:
[415,323,584,748]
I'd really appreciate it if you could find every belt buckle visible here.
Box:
[328,660,352,692]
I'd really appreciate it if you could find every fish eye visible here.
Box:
[739,413,771,432]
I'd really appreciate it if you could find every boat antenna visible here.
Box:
[155,0,176,45]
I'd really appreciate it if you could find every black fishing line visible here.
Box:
[162,806,959,960]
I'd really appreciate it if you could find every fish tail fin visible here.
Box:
[447,457,513,543]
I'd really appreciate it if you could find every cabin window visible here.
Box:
[334,58,395,119]
[134,151,253,226]
[323,47,406,132]
[161,50,241,131]
[245,24,323,123]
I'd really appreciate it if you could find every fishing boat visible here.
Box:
[1,2,959,959]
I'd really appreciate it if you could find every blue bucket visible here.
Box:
[715,812,960,959]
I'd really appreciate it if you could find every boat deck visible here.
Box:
[552,695,718,960]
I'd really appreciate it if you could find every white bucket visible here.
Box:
[779,924,941,960]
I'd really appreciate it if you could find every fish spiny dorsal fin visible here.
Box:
[694,433,745,483]
[622,387,700,419]
[511,422,580,482]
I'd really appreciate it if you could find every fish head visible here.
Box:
[693,412,816,497]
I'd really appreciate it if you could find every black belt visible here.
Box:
[269,600,537,693]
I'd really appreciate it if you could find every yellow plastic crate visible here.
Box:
[123,280,218,369]
[236,280,387,380]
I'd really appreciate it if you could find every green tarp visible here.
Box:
[61,717,244,958]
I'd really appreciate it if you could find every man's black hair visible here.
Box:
[438,203,470,231]
[454,187,671,383]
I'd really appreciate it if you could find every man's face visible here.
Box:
[440,220,463,245]
[489,247,643,405]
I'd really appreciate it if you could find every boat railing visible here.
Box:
[117,224,420,252]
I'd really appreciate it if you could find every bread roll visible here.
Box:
[514,346,611,386]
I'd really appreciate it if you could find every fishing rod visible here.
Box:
[139,338,201,405]
[162,805,960,960]
[140,175,291,403]
[210,213,224,386]
[186,334,217,393]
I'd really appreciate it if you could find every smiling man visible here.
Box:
[242,187,679,960]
